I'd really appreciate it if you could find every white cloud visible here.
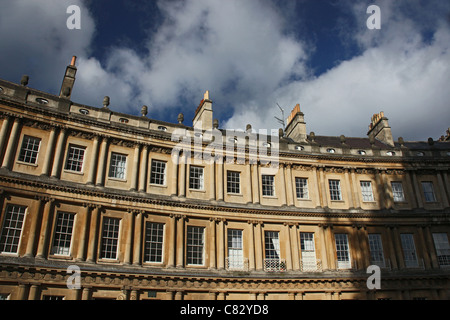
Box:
[225,0,450,141]
[0,0,95,94]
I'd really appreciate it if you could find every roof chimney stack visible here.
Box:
[367,111,394,147]
[193,90,213,130]
[59,56,77,99]
[285,104,307,142]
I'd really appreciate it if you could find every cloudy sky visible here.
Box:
[0,0,449,141]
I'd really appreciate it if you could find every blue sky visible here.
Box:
[0,0,449,141]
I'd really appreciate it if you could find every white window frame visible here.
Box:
[0,205,27,254]
[400,233,418,268]
[51,212,75,256]
[421,181,437,203]
[295,178,309,199]
[226,171,241,194]
[189,166,204,190]
[186,226,205,266]
[144,222,165,263]
[261,175,275,197]
[329,179,342,201]
[100,217,120,260]
[227,229,244,270]
[64,145,86,173]
[432,233,450,267]
[108,152,127,180]
[18,135,41,165]
[368,234,385,268]
[150,160,167,186]
[360,181,375,202]
[391,182,405,202]
[300,232,317,271]
[335,234,351,269]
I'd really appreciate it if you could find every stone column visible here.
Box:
[437,171,449,208]
[411,170,423,208]
[248,221,256,271]
[138,145,149,192]
[217,218,225,270]
[385,225,398,270]
[318,166,328,208]
[28,284,40,300]
[178,153,186,198]
[35,198,55,259]
[246,161,253,203]
[350,168,360,208]
[284,223,293,270]
[251,163,260,204]
[124,210,136,265]
[76,204,91,261]
[391,226,404,269]
[217,159,224,201]
[95,136,109,187]
[344,168,354,209]
[423,225,439,269]
[81,287,91,300]
[1,117,21,170]
[279,164,287,206]
[51,127,67,178]
[130,143,140,191]
[24,197,47,257]
[176,215,185,268]
[40,126,58,176]
[317,225,326,270]
[209,159,216,201]
[167,215,176,268]
[255,222,263,271]
[87,135,101,185]
[291,224,300,270]
[0,115,12,163]
[170,152,179,196]
[133,211,144,265]
[86,205,101,263]
[209,218,217,270]
[285,164,294,206]
[417,225,431,269]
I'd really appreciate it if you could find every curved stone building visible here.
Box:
[0,57,449,300]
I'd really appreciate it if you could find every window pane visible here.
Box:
[335,234,351,269]
[64,145,86,172]
[360,181,374,202]
[432,233,450,267]
[329,180,342,201]
[227,229,243,270]
[264,231,280,259]
[300,232,317,271]
[18,136,41,164]
[189,166,204,190]
[391,182,405,202]
[368,234,385,267]
[421,182,436,202]
[0,205,26,254]
[187,226,204,265]
[150,160,167,185]
[144,222,164,263]
[295,178,309,199]
[227,171,241,194]
[51,212,75,256]
[400,234,418,268]
[262,175,275,196]
[108,153,127,179]
[100,218,120,259]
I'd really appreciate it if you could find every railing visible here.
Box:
[225,257,249,271]
[300,259,322,272]
[264,258,286,272]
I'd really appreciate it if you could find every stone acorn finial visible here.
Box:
[141,105,148,117]
[103,96,110,108]
[246,124,252,133]
[213,119,219,129]
[340,135,346,144]
[21,75,29,86]
[177,112,184,124]
[309,131,316,142]
[279,128,284,138]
